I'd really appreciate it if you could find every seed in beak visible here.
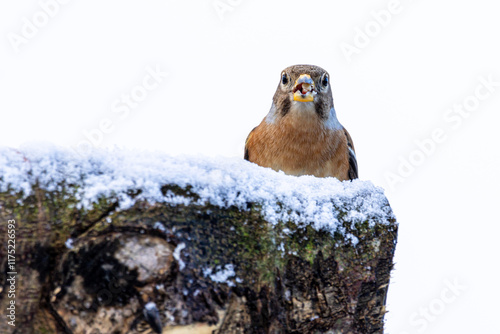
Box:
[293,83,313,95]
[301,83,311,94]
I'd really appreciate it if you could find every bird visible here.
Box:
[244,64,358,181]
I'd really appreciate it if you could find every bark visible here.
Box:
[0,178,397,334]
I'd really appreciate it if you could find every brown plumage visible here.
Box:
[244,64,358,181]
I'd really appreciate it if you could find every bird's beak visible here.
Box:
[293,74,316,102]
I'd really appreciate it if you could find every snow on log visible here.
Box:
[0,144,397,334]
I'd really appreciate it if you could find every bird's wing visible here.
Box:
[244,126,257,161]
[343,128,358,180]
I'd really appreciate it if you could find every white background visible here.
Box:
[1,1,499,333]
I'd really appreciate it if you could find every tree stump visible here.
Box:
[0,146,397,334]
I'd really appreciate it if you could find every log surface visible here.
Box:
[0,147,397,334]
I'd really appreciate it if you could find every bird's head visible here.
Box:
[271,64,334,120]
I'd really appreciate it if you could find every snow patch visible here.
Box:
[204,264,236,286]
[173,242,186,270]
[144,301,157,311]
[0,144,395,233]
[153,221,166,233]
[65,238,74,249]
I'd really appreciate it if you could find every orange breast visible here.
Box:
[246,116,350,180]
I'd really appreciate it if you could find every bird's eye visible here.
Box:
[321,73,329,88]
[281,72,289,85]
